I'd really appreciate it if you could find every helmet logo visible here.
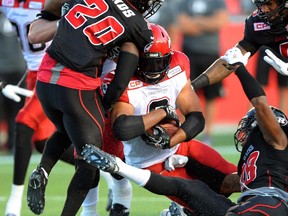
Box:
[144,41,154,53]
[277,117,288,126]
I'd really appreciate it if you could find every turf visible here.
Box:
[0,132,241,216]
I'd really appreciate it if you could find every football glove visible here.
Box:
[263,49,288,76]
[164,154,188,171]
[141,125,170,149]
[159,105,180,127]
[220,47,251,67]
[1,82,33,102]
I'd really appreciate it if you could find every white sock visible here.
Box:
[116,157,151,187]
[100,170,114,191]
[112,177,132,209]
[5,184,24,216]
[80,186,99,216]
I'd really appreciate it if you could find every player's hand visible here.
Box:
[263,49,288,76]
[2,84,34,102]
[159,105,180,127]
[164,154,188,171]
[141,125,170,149]
[220,47,251,68]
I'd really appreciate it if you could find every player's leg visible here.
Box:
[102,118,132,215]
[81,146,236,215]
[59,88,104,215]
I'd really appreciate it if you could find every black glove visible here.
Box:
[141,125,170,149]
[159,105,180,127]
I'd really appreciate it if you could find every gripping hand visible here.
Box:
[263,49,288,76]
[159,105,180,127]
[1,83,33,102]
[141,125,170,149]
[220,47,251,67]
[164,154,188,171]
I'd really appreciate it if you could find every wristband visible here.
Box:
[191,73,209,90]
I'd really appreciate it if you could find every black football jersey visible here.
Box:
[47,0,153,78]
[238,127,288,192]
[239,13,288,58]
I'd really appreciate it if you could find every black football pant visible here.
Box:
[36,81,104,215]
[144,172,236,216]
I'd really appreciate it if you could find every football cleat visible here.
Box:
[169,202,187,216]
[81,144,119,173]
[27,166,48,215]
[109,203,129,216]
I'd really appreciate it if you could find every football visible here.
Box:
[150,119,180,137]
[158,122,179,137]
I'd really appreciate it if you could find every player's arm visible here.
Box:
[28,19,58,44]
[102,42,139,111]
[191,44,248,90]
[28,0,69,44]
[170,81,205,147]
[111,101,175,141]
[221,47,287,150]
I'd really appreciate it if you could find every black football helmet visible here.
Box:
[130,0,164,18]
[234,106,288,152]
[137,23,172,84]
[252,0,288,25]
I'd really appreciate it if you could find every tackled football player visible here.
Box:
[83,23,240,214]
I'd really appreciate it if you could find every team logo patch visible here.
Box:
[167,66,182,78]
[254,22,271,31]
[129,80,143,89]
[2,0,14,6]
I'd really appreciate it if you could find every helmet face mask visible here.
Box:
[234,106,288,152]
[252,0,288,25]
[137,23,172,84]
[130,0,164,19]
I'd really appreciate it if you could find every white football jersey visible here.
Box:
[101,51,191,168]
[0,0,51,71]
[118,51,190,168]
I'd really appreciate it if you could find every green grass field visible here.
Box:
[0,132,241,216]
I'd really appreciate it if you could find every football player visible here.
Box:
[26,0,164,215]
[80,46,288,216]
[84,23,239,213]
[191,0,288,91]
[0,1,75,216]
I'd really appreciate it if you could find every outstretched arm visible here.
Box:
[191,45,248,90]
[222,47,287,150]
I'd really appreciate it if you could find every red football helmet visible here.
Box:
[137,23,172,84]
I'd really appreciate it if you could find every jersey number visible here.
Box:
[65,0,124,45]
[240,151,259,187]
